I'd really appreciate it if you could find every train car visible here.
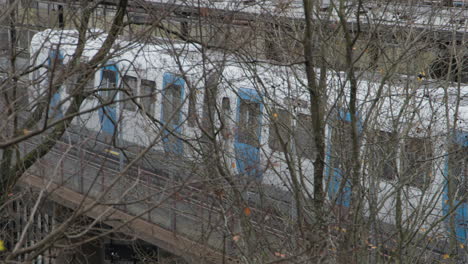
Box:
[28,29,315,187]
[29,29,467,245]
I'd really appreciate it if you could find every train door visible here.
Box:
[47,49,64,119]
[326,110,356,207]
[235,88,263,178]
[444,131,468,244]
[161,73,185,155]
[99,65,119,135]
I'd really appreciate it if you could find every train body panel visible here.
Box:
[29,29,468,244]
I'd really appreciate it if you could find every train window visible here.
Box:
[268,109,291,152]
[162,83,182,125]
[32,69,40,91]
[295,114,316,159]
[66,56,93,95]
[141,79,156,114]
[48,51,63,90]
[201,72,220,131]
[121,76,137,111]
[221,97,231,139]
[330,117,353,175]
[401,137,433,189]
[238,100,261,147]
[187,86,197,127]
[101,70,117,103]
[369,131,397,181]
[66,74,78,94]
[48,52,63,73]
[85,75,95,91]
[66,73,94,94]
[449,145,468,201]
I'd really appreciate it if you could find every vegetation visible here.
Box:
[0,0,467,263]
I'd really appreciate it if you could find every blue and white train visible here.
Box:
[29,29,467,245]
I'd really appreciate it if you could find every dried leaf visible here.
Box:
[214,189,225,198]
[244,207,251,216]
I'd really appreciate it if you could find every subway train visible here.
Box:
[29,29,467,245]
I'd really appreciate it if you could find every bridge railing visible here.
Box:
[23,136,292,259]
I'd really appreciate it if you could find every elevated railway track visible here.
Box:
[16,128,294,263]
[10,126,464,263]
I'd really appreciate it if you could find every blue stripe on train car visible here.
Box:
[47,49,64,119]
[98,65,118,135]
[161,73,185,155]
[443,130,468,244]
[234,88,263,179]
[326,110,362,208]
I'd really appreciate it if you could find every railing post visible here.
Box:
[171,173,177,234]
[172,192,177,234]
[79,144,84,193]
[226,208,238,256]
[145,167,152,222]
[60,152,64,185]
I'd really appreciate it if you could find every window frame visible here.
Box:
[121,75,138,112]
[238,99,261,147]
[448,144,468,201]
[295,113,316,159]
[140,78,156,115]
[100,69,118,104]
[330,115,354,176]
[162,83,183,126]
[369,130,398,181]
[47,49,64,93]
[268,108,291,153]
[400,136,433,190]
[221,97,231,139]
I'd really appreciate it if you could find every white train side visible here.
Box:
[29,29,468,245]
